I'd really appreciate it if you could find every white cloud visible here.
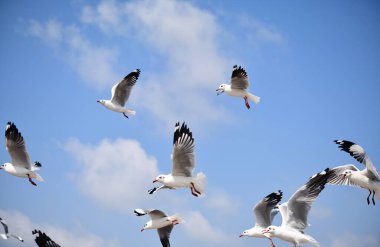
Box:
[182,211,236,246]
[0,209,121,247]
[27,19,119,89]
[309,205,332,220]
[64,138,159,212]
[329,232,379,247]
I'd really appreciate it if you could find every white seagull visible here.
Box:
[148,122,207,197]
[1,122,44,186]
[327,140,380,205]
[134,208,183,247]
[0,217,23,242]
[239,190,283,247]
[262,168,330,247]
[97,69,140,118]
[216,65,260,109]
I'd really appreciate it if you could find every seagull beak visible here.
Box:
[216,89,223,95]
[140,228,144,232]
[0,165,3,170]
[153,179,158,183]
[239,234,243,238]
[96,100,100,103]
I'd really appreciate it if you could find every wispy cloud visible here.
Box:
[64,138,159,212]
[204,188,241,216]
[0,209,122,247]
[27,19,119,89]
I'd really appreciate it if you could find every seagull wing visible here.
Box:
[9,234,23,242]
[253,190,283,228]
[111,69,140,107]
[0,218,9,236]
[134,209,168,220]
[285,168,329,232]
[326,164,361,187]
[157,225,173,247]
[230,65,249,90]
[335,140,380,180]
[5,122,31,169]
[33,229,61,247]
[171,122,195,177]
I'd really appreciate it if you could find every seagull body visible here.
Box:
[97,69,140,118]
[240,190,283,247]
[134,209,183,247]
[149,122,207,197]
[1,122,44,186]
[262,168,330,247]
[216,65,260,109]
[0,217,23,242]
[327,140,380,205]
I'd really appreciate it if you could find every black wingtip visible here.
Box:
[34,162,42,168]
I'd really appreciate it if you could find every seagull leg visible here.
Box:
[123,113,129,118]
[244,96,250,109]
[27,174,37,186]
[190,186,199,197]
[269,237,275,247]
[190,182,201,196]
[367,190,372,205]
[372,190,376,205]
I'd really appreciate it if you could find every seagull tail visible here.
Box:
[0,233,7,240]
[126,109,136,115]
[34,172,45,182]
[247,92,260,104]
[170,214,185,224]
[307,235,320,247]
[194,172,208,197]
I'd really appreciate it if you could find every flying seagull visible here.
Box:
[148,122,207,197]
[32,229,61,247]
[239,190,283,247]
[327,140,380,205]
[97,69,140,118]
[1,122,44,186]
[262,168,330,247]
[134,209,183,247]
[0,217,23,242]
[216,65,260,109]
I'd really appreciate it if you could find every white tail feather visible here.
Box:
[34,172,45,182]
[247,93,260,104]
[194,172,207,197]
[170,214,185,224]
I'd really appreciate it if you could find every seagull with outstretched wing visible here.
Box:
[0,217,23,242]
[148,122,207,197]
[134,209,183,247]
[262,168,330,247]
[32,229,61,247]
[1,122,44,186]
[97,69,140,118]
[327,140,380,205]
[239,190,282,247]
[216,65,260,109]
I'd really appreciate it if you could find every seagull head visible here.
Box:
[341,170,353,178]
[216,84,227,95]
[141,222,152,232]
[239,230,249,238]
[153,175,166,183]
[262,226,276,237]
[97,100,106,105]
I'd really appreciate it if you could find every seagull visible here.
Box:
[262,168,330,247]
[239,190,283,247]
[0,217,23,242]
[97,69,140,118]
[134,209,183,247]
[1,122,44,186]
[148,122,207,197]
[327,140,380,205]
[216,65,260,109]
[32,229,61,247]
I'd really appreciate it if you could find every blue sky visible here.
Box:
[0,0,379,246]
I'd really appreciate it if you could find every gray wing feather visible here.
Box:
[134,209,168,220]
[158,225,173,247]
[230,65,249,90]
[171,122,195,177]
[335,140,380,180]
[285,168,329,231]
[253,190,283,228]
[326,164,361,187]
[111,69,140,106]
[5,122,31,169]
